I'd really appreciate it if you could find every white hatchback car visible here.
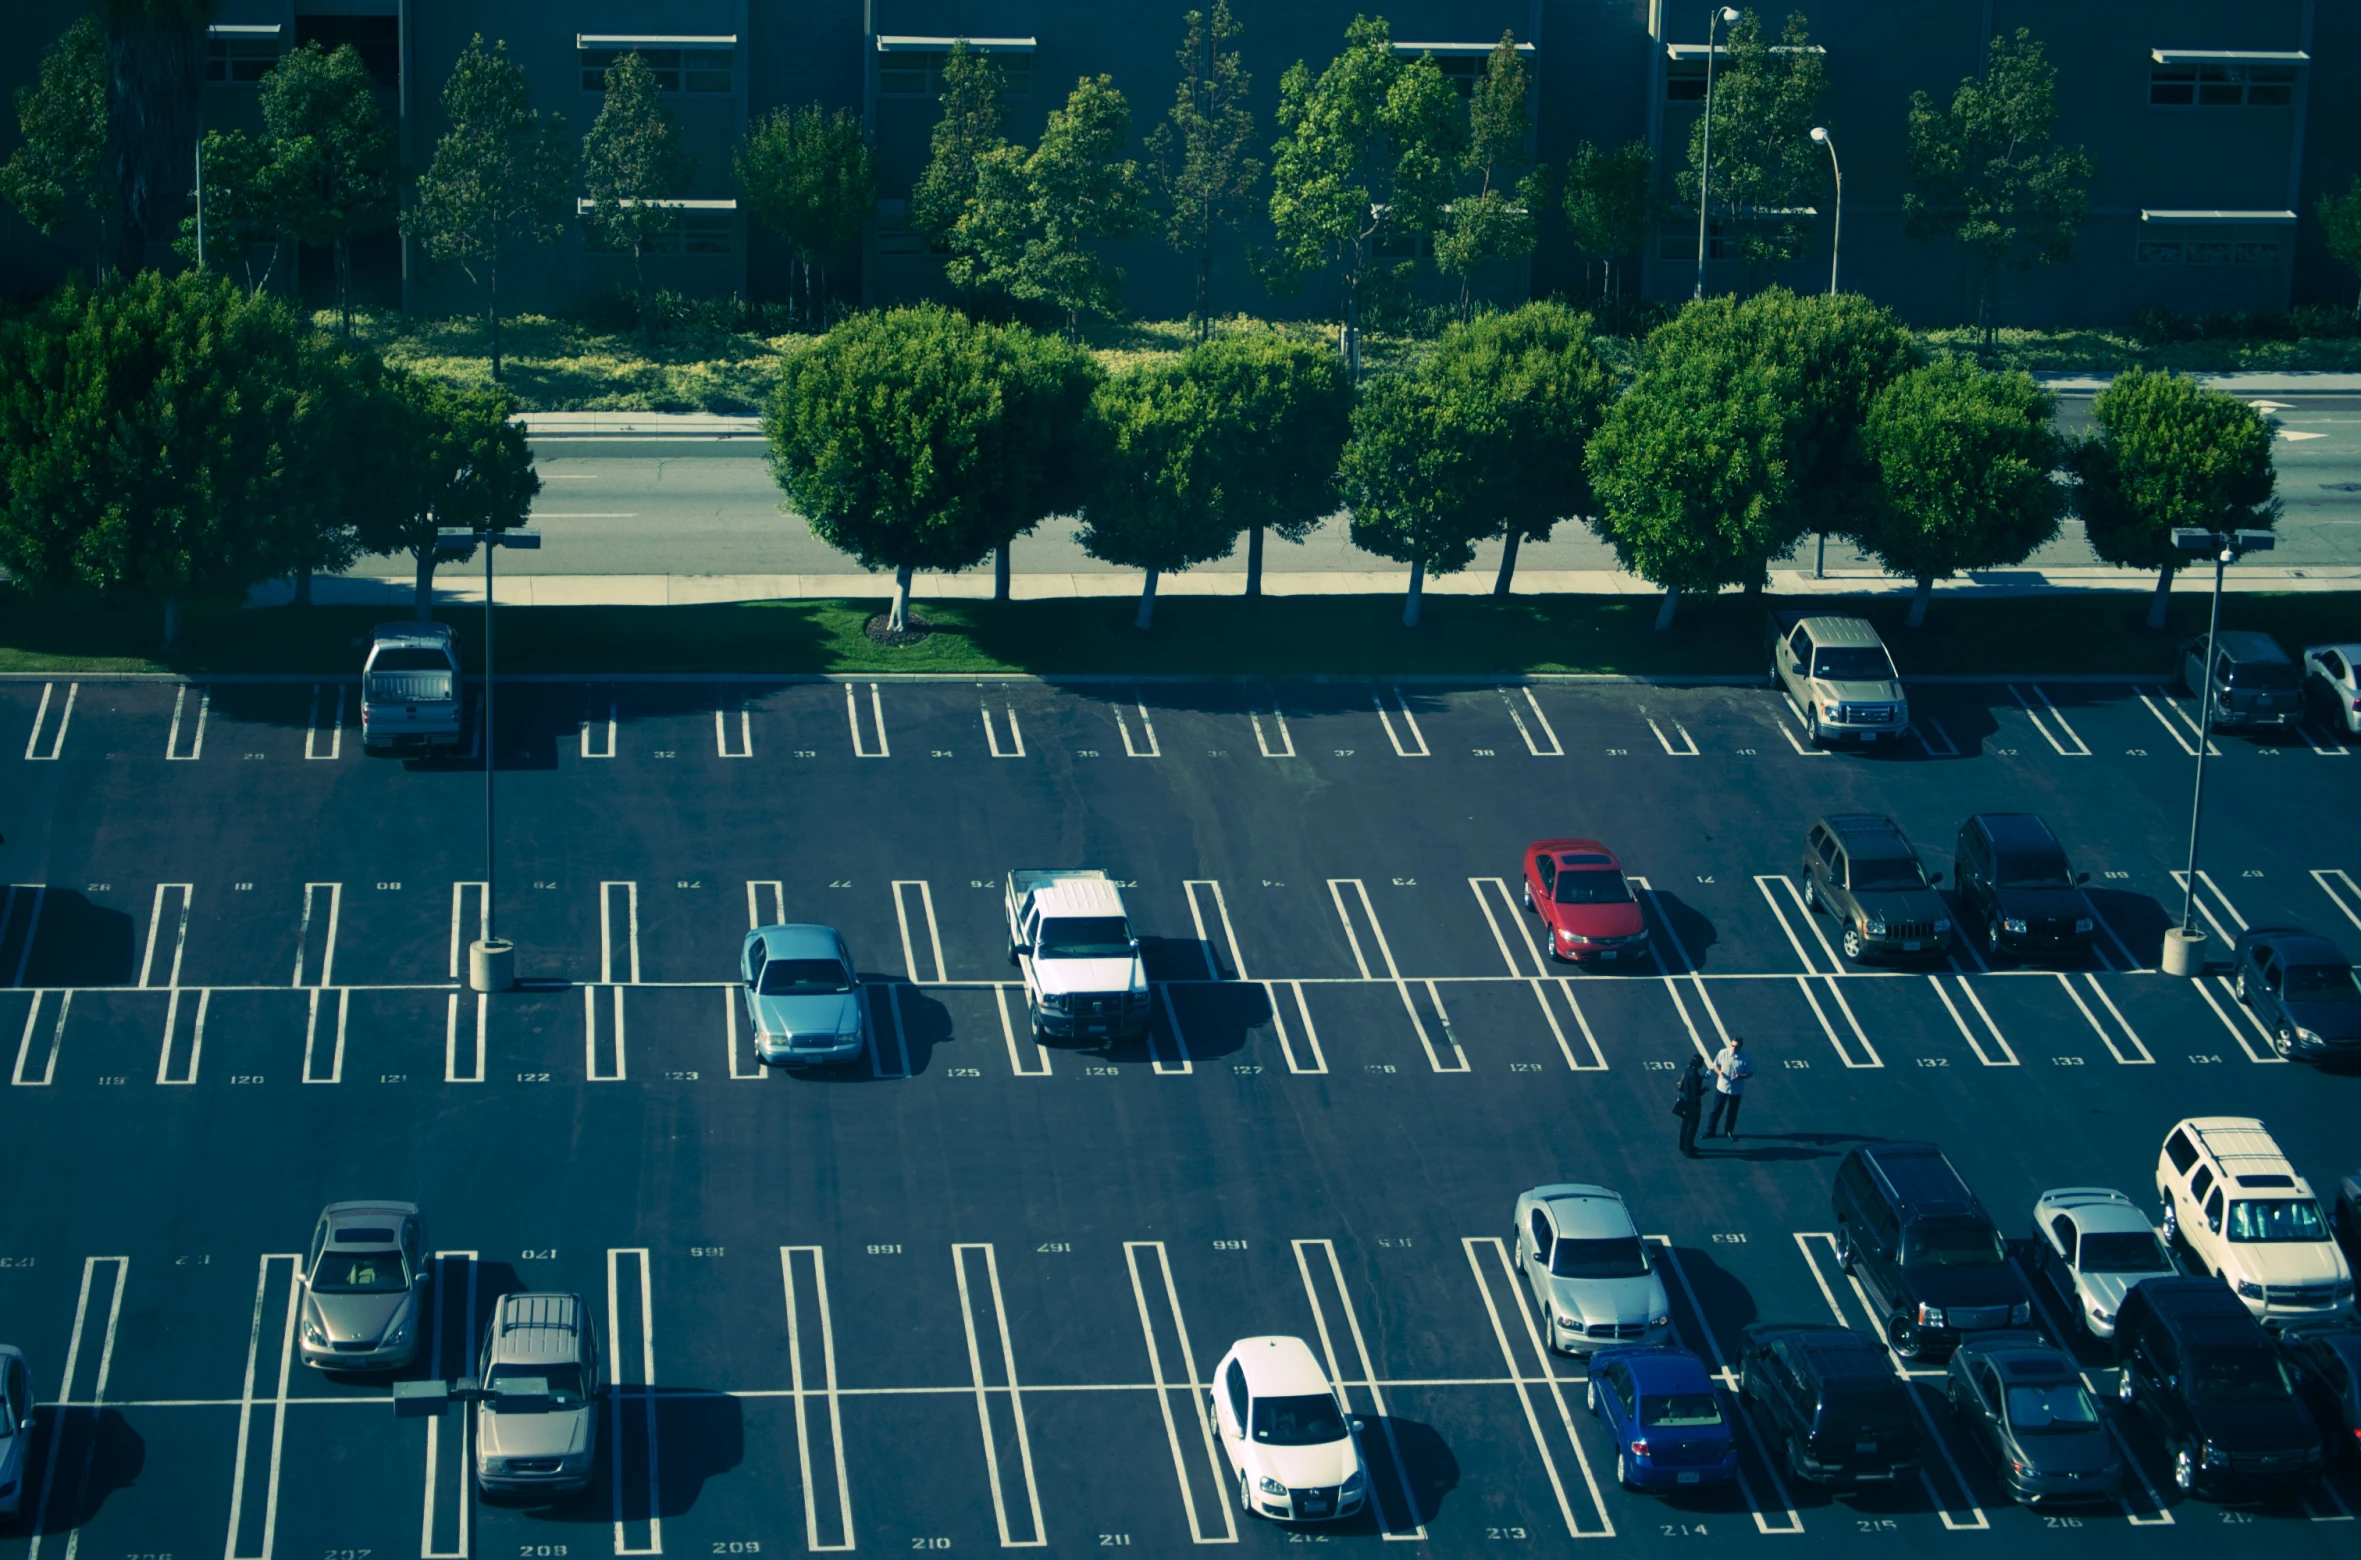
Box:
[2029,1188,2177,1339]
[1210,1337,1367,1523]
[1514,1184,1673,1356]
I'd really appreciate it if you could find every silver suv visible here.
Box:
[475,1293,601,1497]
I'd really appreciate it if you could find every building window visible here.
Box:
[878,52,1031,99]
[872,199,930,256]
[1665,59,1706,101]
[294,16,399,89]
[2135,225,2283,265]
[205,37,280,83]
[581,48,734,94]
[584,208,734,255]
[1657,222,1738,262]
[2149,62,2296,106]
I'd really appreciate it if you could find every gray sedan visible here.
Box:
[743,924,866,1065]
[298,1201,427,1370]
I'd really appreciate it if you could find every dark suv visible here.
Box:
[1737,1324,1921,1486]
[1833,1142,2031,1360]
[1951,813,2094,963]
[2115,1277,2325,1499]
[1801,815,1953,962]
[2178,630,2300,733]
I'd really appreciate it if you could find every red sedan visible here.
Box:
[1521,839,1650,964]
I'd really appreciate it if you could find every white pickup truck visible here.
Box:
[1004,869,1151,1044]
[360,623,463,756]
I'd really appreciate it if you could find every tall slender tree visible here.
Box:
[1,16,110,278]
[736,104,876,325]
[1147,2,1261,341]
[581,50,695,350]
[910,44,1008,258]
[2314,176,2361,317]
[259,41,401,337]
[100,0,216,274]
[1432,33,1544,321]
[1677,10,1826,278]
[174,127,287,291]
[1562,140,1653,296]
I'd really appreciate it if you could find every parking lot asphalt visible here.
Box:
[1,672,2357,1559]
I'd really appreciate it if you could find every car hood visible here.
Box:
[479,1405,592,1460]
[2282,998,2361,1042]
[1812,678,1904,704]
[1991,887,2087,922]
[1850,888,1947,922]
[1905,1263,2026,1308]
[1548,1273,1668,1325]
[2222,1241,2350,1286]
[1252,1436,1361,1490]
[1552,901,1646,937]
[1031,955,1140,995]
[2187,1397,2320,1453]
[313,1290,406,1345]
[752,991,861,1038]
[2005,1424,2120,1477]
[2078,1270,2170,1318]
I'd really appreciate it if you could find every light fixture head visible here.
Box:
[1719,5,1741,20]
[1809,126,1830,143]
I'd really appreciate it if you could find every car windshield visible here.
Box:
[2076,1231,2170,1273]
[1551,1235,1651,1279]
[1814,648,1894,681]
[2226,1198,2329,1242]
[1251,1393,1348,1446]
[2284,963,2361,1002]
[757,957,850,995]
[1904,1219,2006,1268]
[1995,854,2073,890]
[1036,917,1134,958]
[2185,1348,2294,1404]
[1849,855,1928,891]
[312,1250,407,1293]
[1642,1392,1724,1428]
[2005,1380,2100,1431]
[488,1363,588,1410]
[1555,868,1632,906]
[370,648,450,671]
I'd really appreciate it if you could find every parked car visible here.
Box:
[1944,1332,2123,1504]
[297,1201,427,1371]
[1832,1141,2031,1359]
[2339,1171,2361,1253]
[359,622,463,756]
[1951,813,2094,963]
[475,1292,601,1498]
[1586,1345,1738,1491]
[1512,1184,1672,1356]
[1520,839,1649,964]
[2231,927,2361,1062]
[0,1347,34,1518]
[2114,1277,2325,1498]
[2029,1188,2177,1340]
[1209,1337,1367,1523]
[1004,869,1151,1044]
[2300,643,2361,737]
[2274,1319,2361,1464]
[1737,1323,1921,1487]
[2156,1118,2354,1324]
[1800,815,1953,962]
[741,923,865,1066]
[2177,630,2300,733]
[1765,612,1910,746]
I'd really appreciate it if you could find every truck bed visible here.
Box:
[1007,868,1109,901]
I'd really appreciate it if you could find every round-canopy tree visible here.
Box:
[1336,363,1493,629]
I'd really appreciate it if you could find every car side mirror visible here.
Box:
[2076,872,2090,885]
[1791,661,1807,676]
[1351,1419,1365,1434]
[1929,871,1944,885]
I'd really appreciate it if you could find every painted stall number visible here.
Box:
[517,1072,551,1083]
[1710,1233,1748,1244]
[1486,1530,1529,1541]
[1375,1238,1414,1249]
[2104,871,2130,880]
[229,1075,264,1085]
[2050,1056,2085,1067]
[711,1545,760,1554]
[1508,1062,1544,1072]
[375,882,401,891]
[676,879,703,889]
[867,1244,902,1255]
[380,1072,409,1084]
[1471,748,1496,757]
[520,1548,568,1557]
[1916,1057,1949,1068]
[911,1542,951,1552]
[1037,1242,1071,1254]
[1211,1240,1248,1251]
[1644,1060,1678,1072]
[1781,1059,1811,1070]
[1232,1064,1264,1075]
[690,1247,725,1258]
[521,1249,558,1261]
[234,882,254,891]
[1365,1063,1397,1074]
[664,1070,700,1082]
[2189,1054,2222,1065]
[1083,1066,1118,1077]
[945,1067,983,1078]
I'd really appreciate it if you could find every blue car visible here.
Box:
[1586,1346,1739,1491]
[741,924,866,1066]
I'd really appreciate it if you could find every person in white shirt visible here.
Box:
[1705,1036,1752,1141]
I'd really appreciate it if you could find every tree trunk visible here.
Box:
[635,243,654,353]
[1194,243,1212,343]
[890,564,914,633]
[1245,525,1265,599]
[1814,530,1827,578]
[334,238,353,338]
[994,543,1011,602]
[413,549,438,619]
[1402,557,1426,629]
[162,594,183,651]
[1905,574,1932,628]
[1134,570,1159,631]
[487,258,503,382]
[2146,566,2174,632]
[106,21,205,275]
[293,564,313,608]
[1653,586,1680,632]
[1493,529,1523,597]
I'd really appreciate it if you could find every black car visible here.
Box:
[1833,1142,2031,1360]
[2231,926,2361,1062]
[2276,1320,2361,1464]
[2114,1277,2325,1499]
[1800,815,1953,962]
[1951,813,2094,963]
[1944,1333,2124,1504]
[2178,630,2301,733]
[1737,1323,1921,1487]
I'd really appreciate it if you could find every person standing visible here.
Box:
[1705,1035,1752,1140]
[1673,1054,1707,1157]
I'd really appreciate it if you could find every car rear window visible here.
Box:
[2225,1199,2328,1243]
[1813,647,1894,681]
[1550,1235,1651,1279]
[1995,854,2073,890]
[2185,1347,2294,1404]
[336,1226,396,1243]
[1554,868,1632,905]
[1642,1392,1723,1428]
[1036,917,1133,957]
[758,958,851,995]
[2228,660,2299,690]
[2076,1231,2169,1273]
[371,648,450,670]
[1815,1384,1908,1429]
[2285,963,2361,1002]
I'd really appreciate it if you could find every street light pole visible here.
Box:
[1809,126,1840,296]
[2161,526,2274,977]
[441,526,540,993]
[1693,5,1741,302]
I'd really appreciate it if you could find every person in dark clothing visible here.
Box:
[1674,1055,1706,1157]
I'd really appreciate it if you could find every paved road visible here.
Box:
[2,673,2357,1557]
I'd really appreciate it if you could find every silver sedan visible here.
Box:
[297,1201,428,1370]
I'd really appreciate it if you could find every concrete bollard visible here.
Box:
[469,937,516,993]
[2160,926,2206,978]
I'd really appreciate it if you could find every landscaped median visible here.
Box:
[0,585,2350,681]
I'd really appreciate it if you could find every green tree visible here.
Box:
[1263,15,1463,375]
[258,41,402,337]
[1146,2,1261,341]
[1678,11,1826,276]
[100,0,216,274]
[1433,33,1544,321]
[1855,360,2065,627]
[736,104,876,326]
[909,44,1007,255]
[977,321,1103,597]
[1905,29,2095,343]
[1,15,109,277]
[174,128,287,292]
[2318,176,2361,317]
[0,270,330,648]
[404,36,572,380]
[2074,369,2278,630]
[343,365,539,616]
[1562,139,1652,296]
[1184,330,1354,598]
[1336,362,1493,628]
[1081,361,1245,629]
[581,50,694,350]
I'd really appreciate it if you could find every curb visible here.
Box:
[0,669,2179,687]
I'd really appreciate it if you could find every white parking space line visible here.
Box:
[1929,975,2017,1066]
[2,883,45,987]
[991,985,1053,1076]
[1151,985,1196,1075]
[13,989,68,1086]
[2314,868,2361,932]
[1123,1241,1237,1545]
[1293,1239,1430,1541]
[1752,876,1882,1067]
[714,699,753,758]
[1773,708,1825,756]
[2083,893,2145,972]
[953,1243,1049,1548]
[1468,877,1547,977]
[1644,1239,1803,1534]
[579,696,618,759]
[779,1246,857,1552]
[1114,698,1161,757]
[1910,715,1959,758]
[140,883,193,989]
[1792,975,1882,1069]
[980,687,1026,758]
[2013,1278,2172,1525]
[1183,880,1247,980]
[223,1254,303,1560]
[421,1252,480,1560]
[29,1254,128,1560]
[1791,1234,1988,1531]
[166,683,211,760]
[294,883,342,988]
[156,988,209,1086]
[1266,980,1327,1074]
[1459,1238,1612,1539]
[1646,716,1700,757]
[722,989,769,1080]
[2189,976,2283,1064]
[745,880,784,930]
[302,685,344,760]
[1373,690,1429,756]
[2169,869,2248,940]
[1502,687,1563,756]
[2009,684,2091,756]
[600,881,643,984]
[891,880,947,984]
[1326,879,1465,1072]
[448,883,486,980]
[23,680,76,760]
[1249,699,1293,758]
[606,1247,662,1556]
[2050,973,2155,1065]
[1465,881,1606,1069]
[585,985,629,1081]
[2137,689,2218,757]
[844,682,889,757]
[1753,875,1843,975]
[301,989,348,1084]
[444,994,486,1083]
[871,985,912,1080]
[1631,876,1729,1063]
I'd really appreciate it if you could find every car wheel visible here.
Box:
[2173,1446,2197,1494]
[1544,1307,1564,1356]
[1836,1225,1856,1274]
[1522,883,1534,911]
[1945,1378,1963,1414]
[2234,967,2250,1003]
[1587,1378,1599,1414]
[1769,660,1783,691]
[1888,1316,1923,1360]
[2274,1024,2295,1059]
[1802,877,1819,911]
[1986,916,2004,957]
[1007,942,1020,968]
[1841,925,1867,961]
[2161,1203,2180,1247]
[1618,1451,1636,1490]
[1239,1469,1253,1514]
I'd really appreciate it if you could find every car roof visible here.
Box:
[1972,813,2064,854]
[1798,616,1884,647]
[1764,1326,1896,1379]
[321,1201,417,1242]
[1232,1336,1331,1396]
[1030,878,1128,918]
[1859,1143,1980,1214]
[1821,814,1912,853]
[1605,1347,1715,1393]
[1532,837,1620,866]
[2134,1277,2264,1329]
[2260,933,2350,966]
[753,924,845,959]
[1541,1189,1638,1240]
[2204,631,2290,663]
[490,1293,583,1362]
[2174,1118,2298,1177]
[371,623,455,647]
[2065,1201,2157,1237]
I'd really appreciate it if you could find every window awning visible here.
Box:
[577,199,739,214]
[875,35,1037,53]
[577,35,738,48]
[1665,42,1825,58]
[2150,48,2308,64]
[2139,209,2297,223]
[1393,41,1536,56]
[207,23,282,36]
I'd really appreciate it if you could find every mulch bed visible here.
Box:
[864,611,933,647]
